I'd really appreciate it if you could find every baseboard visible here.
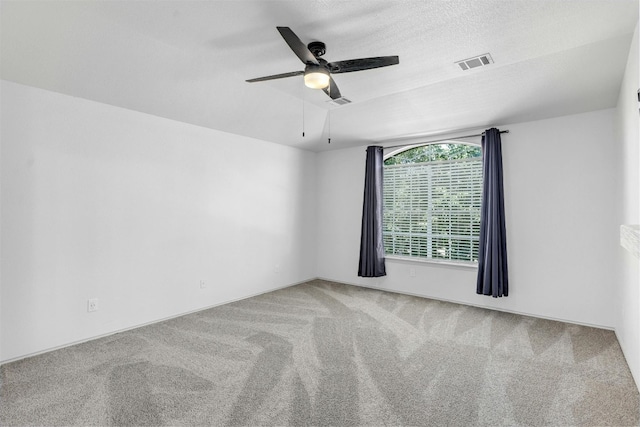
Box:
[614,330,640,393]
[1,276,616,366]
[0,278,314,366]
[316,276,615,331]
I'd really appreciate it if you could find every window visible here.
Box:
[383,143,482,263]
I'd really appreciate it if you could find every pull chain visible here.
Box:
[327,109,331,144]
[302,81,305,138]
[327,83,331,144]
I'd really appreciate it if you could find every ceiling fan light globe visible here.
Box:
[304,71,330,89]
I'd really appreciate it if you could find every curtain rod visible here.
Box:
[383,129,509,150]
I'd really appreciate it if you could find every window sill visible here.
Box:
[385,255,478,269]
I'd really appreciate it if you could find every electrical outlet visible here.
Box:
[409,268,416,277]
[200,280,206,289]
[87,298,99,312]
[275,264,280,273]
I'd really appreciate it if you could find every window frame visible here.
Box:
[382,141,482,268]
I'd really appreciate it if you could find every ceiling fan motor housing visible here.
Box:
[307,41,326,58]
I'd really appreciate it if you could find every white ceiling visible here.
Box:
[1,0,637,152]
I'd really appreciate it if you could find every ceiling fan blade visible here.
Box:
[246,70,304,83]
[277,26,319,65]
[322,76,342,100]
[328,56,399,74]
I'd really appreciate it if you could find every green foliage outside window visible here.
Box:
[384,143,481,165]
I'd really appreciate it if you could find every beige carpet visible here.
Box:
[1,279,638,426]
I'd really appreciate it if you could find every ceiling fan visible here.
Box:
[246,27,399,100]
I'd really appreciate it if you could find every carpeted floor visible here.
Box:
[1,279,638,426]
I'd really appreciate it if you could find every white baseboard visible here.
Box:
[1,276,617,366]
[0,278,313,366]
[316,276,614,331]
[614,329,640,393]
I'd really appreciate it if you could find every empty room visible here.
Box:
[1,0,639,425]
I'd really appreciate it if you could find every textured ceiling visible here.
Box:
[1,0,637,151]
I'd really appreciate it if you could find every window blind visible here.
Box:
[383,157,482,262]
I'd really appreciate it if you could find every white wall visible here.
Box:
[614,23,640,388]
[0,73,633,369]
[0,81,317,362]
[317,108,619,328]
[0,81,2,363]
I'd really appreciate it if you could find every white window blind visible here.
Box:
[383,156,482,262]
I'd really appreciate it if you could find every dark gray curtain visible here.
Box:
[476,128,509,297]
[358,146,386,277]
